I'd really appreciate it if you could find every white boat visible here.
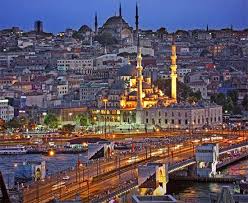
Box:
[0,146,27,155]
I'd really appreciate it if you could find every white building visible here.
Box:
[57,59,94,75]
[0,99,14,121]
[196,143,219,177]
[143,103,222,129]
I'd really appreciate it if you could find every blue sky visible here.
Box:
[0,0,247,33]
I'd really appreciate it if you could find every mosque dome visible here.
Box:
[78,25,92,33]
[103,16,129,29]
[118,64,137,77]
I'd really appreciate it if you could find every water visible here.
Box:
[168,159,248,202]
[0,153,88,178]
[0,154,247,202]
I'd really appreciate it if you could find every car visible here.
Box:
[62,176,70,180]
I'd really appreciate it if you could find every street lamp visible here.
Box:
[102,98,108,138]
[68,112,73,122]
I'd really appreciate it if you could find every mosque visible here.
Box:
[95,4,137,45]
[90,4,222,131]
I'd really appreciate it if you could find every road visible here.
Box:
[22,134,244,203]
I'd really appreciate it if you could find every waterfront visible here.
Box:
[168,159,248,202]
[0,153,88,179]
[1,153,247,202]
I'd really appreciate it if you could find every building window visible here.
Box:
[158,119,161,124]
[146,118,149,123]
[152,119,155,125]
[178,119,181,125]
[165,112,167,117]
[165,119,168,124]
[185,119,188,125]
[178,112,181,117]
[185,112,187,117]
[172,112,174,117]
[159,111,161,117]
[171,119,174,124]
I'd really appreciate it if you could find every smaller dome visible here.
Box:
[118,64,137,77]
[78,25,92,33]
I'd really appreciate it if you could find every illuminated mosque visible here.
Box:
[90,4,222,131]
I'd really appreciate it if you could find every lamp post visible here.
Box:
[102,98,108,138]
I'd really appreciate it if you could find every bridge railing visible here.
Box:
[220,141,248,154]
[90,179,138,203]
[168,157,196,173]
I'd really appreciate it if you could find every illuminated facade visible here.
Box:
[170,36,177,102]
[136,39,143,110]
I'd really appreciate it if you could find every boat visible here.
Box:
[0,146,27,155]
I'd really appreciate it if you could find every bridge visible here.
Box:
[21,139,248,203]
[91,142,248,203]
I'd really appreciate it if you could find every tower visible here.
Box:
[94,12,98,35]
[170,34,177,102]
[135,2,139,36]
[34,20,43,33]
[136,34,143,110]
[119,3,122,17]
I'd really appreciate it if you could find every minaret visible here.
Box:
[136,34,143,110]
[94,12,98,35]
[135,3,139,37]
[170,34,177,102]
[119,3,122,17]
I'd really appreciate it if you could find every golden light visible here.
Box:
[82,142,88,148]
[48,149,55,156]
[102,98,108,103]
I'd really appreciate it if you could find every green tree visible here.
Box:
[215,93,226,105]
[242,95,248,111]
[227,90,238,105]
[223,96,234,113]
[44,114,59,129]
[62,124,75,133]
[74,114,89,127]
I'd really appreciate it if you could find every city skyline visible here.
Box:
[0,0,248,33]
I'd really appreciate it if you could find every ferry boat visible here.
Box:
[0,146,27,155]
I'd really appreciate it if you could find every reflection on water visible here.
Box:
[0,154,247,202]
[168,159,248,202]
[0,153,88,177]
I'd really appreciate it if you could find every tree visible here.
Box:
[211,93,226,105]
[223,96,234,113]
[62,124,75,133]
[0,118,6,131]
[6,118,21,129]
[242,95,248,111]
[74,114,89,127]
[227,90,238,105]
[44,114,59,129]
